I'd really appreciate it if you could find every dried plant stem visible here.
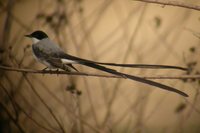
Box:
[23,74,66,133]
[0,102,26,133]
[133,0,200,11]
[0,65,200,80]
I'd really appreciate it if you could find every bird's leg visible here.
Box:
[42,67,57,75]
[42,67,49,71]
[41,67,49,76]
[63,64,71,72]
[65,67,71,72]
[56,69,60,76]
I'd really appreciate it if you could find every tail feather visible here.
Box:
[60,54,188,71]
[67,64,79,72]
[96,63,188,71]
[82,62,188,97]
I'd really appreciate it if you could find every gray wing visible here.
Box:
[32,40,78,71]
[34,39,188,71]
[32,40,188,97]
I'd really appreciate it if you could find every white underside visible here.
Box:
[32,51,54,68]
[61,59,77,64]
[31,38,78,66]
[32,38,40,44]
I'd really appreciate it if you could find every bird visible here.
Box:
[25,30,188,97]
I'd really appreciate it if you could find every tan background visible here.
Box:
[0,0,200,133]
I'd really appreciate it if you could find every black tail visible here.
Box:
[96,63,188,71]
[82,62,188,97]
[60,54,188,71]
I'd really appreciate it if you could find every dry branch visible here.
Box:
[0,65,200,80]
[133,0,200,11]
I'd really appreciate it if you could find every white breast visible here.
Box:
[32,38,40,44]
[61,59,77,64]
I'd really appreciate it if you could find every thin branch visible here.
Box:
[0,65,200,80]
[0,65,121,78]
[17,104,56,133]
[1,0,13,48]
[0,102,26,133]
[23,75,66,133]
[133,0,200,11]
[0,82,55,133]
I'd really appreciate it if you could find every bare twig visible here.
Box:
[8,52,66,133]
[0,65,121,78]
[23,75,66,133]
[17,104,56,133]
[0,102,26,133]
[133,0,200,11]
[1,0,13,48]
[0,65,200,80]
[0,82,55,133]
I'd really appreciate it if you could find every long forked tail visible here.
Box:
[82,62,188,97]
[60,54,188,71]
[96,63,188,71]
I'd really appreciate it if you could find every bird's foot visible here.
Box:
[42,67,49,71]
[41,67,49,76]
[65,67,72,72]
[55,69,60,76]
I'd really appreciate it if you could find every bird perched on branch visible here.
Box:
[25,30,188,97]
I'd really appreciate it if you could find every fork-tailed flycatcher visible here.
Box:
[25,30,188,97]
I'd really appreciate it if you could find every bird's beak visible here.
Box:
[25,34,31,38]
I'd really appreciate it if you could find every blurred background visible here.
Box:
[0,0,200,133]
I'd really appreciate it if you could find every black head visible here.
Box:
[25,30,48,40]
